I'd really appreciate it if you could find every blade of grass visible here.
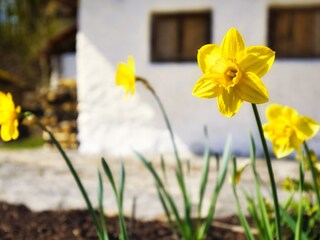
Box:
[303,142,320,214]
[101,158,118,197]
[156,185,179,238]
[250,134,273,240]
[98,171,110,240]
[44,127,103,239]
[160,155,168,184]
[295,159,304,240]
[119,161,125,208]
[244,192,266,239]
[101,158,128,240]
[231,158,255,240]
[118,161,127,240]
[198,136,232,239]
[135,151,189,239]
[198,126,211,218]
[174,169,193,238]
[280,206,308,240]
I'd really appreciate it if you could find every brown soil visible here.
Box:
[0,201,247,240]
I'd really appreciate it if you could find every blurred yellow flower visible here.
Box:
[115,55,136,96]
[0,92,20,141]
[230,160,250,185]
[263,104,319,158]
[192,28,275,117]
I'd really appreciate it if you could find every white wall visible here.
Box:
[77,0,320,158]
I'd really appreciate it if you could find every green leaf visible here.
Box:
[244,192,266,239]
[250,135,273,240]
[101,158,128,240]
[119,161,125,208]
[216,136,232,191]
[98,171,109,240]
[135,151,188,239]
[101,158,118,198]
[198,126,211,218]
[160,155,168,184]
[280,206,308,240]
[295,160,305,240]
[198,136,232,239]
[231,158,255,240]
[47,128,103,238]
[303,142,320,216]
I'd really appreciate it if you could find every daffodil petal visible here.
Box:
[197,44,221,73]
[295,116,320,140]
[262,123,272,140]
[217,89,243,117]
[12,120,19,140]
[221,28,245,60]
[236,72,269,104]
[0,110,9,124]
[265,104,284,122]
[273,140,294,158]
[241,46,275,77]
[282,106,298,120]
[1,122,15,141]
[127,55,135,71]
[192,74,223,98]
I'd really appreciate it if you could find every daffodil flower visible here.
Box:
[192,28,275,117]
[115,55,136,96]
[263,104,319,158]
[0,92,20,141]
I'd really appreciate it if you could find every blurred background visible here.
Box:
[0,0,320,158]
[0,0,77,149]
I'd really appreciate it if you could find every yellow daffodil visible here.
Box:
[0,92,20,141]
[263,104,319,158]
[115,55,136,96]
[192,28,275,117]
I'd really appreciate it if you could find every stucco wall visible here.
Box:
[77,0,320,158]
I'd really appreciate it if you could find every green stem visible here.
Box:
[136,77,182,172]
[40,124,104,239]
[136,77,193,233]
[251,104,282,240]
[294,160,304,240]
[303,142,320,212]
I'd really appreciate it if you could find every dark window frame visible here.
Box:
[150,11,212,62]
[268,6,320,58]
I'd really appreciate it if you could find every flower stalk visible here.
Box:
[252,103,282,240]
[303,142,320,212]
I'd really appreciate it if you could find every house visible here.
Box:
[76,0,320,158]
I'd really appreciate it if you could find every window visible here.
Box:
[268,7,320,58]
[151,11,212,62]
